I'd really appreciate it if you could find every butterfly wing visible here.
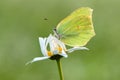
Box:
[56,7,95,47]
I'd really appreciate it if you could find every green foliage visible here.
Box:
[0,0,120,80]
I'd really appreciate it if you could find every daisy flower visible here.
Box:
[26,34,88,64]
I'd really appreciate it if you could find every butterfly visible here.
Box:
[53,7,95,47]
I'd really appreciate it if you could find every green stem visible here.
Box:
[56,58,64,80]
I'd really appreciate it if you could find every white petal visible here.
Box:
[46,34,52,47]
[67,47,89,53]
[39,37,48,56]
[26,57,49,65]
[52,36,67,50]
[47,34,57,53]
[49,38,55,52]
[49,35,60,53]
[58,41,67,50]
[59,50,68,58]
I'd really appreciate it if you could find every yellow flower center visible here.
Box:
[47,51,53,56]
[58,46,62,53]
[47,46,63,56]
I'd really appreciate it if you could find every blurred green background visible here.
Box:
[0,0,120,80]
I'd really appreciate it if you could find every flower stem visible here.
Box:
[56,58,64,80]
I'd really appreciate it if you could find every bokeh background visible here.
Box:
[0,0,120,80]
